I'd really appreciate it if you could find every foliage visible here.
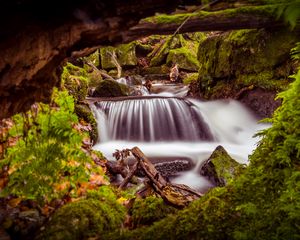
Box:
[37,187,126,240]
[275,0,300,29]
[0,89,101,203]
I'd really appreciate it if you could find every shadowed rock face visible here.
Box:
[0,0,198,119]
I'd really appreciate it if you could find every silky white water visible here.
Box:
[92,95,268,192]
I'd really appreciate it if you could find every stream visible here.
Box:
[92,83,268,193]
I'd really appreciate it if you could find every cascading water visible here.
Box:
[92,94,268,192]
[94,97,213,142]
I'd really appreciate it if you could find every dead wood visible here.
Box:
[117,146,201,208]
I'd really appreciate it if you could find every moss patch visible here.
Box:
[75,104,98,143]
[61,63,89,102]
[166,47,199,71]
[182,73,199,85]
[38,187,126,240]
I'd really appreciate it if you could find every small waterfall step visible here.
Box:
[94,96,213,142]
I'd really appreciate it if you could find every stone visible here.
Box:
[92,80,129,97]
[200,145,245,186]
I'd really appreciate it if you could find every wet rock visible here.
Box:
[136,157,194,178]
[200,145,245,186]
[238,88,281,119]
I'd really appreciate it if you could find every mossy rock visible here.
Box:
[197,29,298,92]
[37,187,125,240]
[140,65,170,75]
[84,49,100,67]
[167,47,200,71]
[100,43,137,69]
[182,73,199,85]
[117,43,138,67]
[61,63,89,102]
[131,196,178,228]
[92,80,129,97]
[200,145,245,186]
[75,104,98,143]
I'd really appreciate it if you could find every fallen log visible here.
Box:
[118,147,201,208]
[124,5,285,41]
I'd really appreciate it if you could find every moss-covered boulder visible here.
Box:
[92,80,129,97]
[100,43,137,69]
[131,196,178,228]
[75,104,98,143]
[196,29,298,99]
[149,34,202,69]
[200,145,245,186]
[61,63,89,102]
[37,187,125,240]
[166,47,199,71]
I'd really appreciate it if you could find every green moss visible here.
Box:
[117,43,138,67]
[38,187,126,240]
[100,43,137,70]
[149,36,173,67]
[141,65,170,75]
[84,50,100,67]
[93,80,129,97]
[74,104,98,143]
[143,5,276,25]
[167,47,199,71]
[183,73,199,85]
[131,196,178,228]
[61,63,89,102]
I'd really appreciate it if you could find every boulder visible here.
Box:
[196,29,299,98]
[92,80,129,97]
[200,145,245,186]
[166,47,200,71]
[100,43,137,70]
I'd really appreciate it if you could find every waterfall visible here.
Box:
[92,96,268,191]
[94,97,213,142]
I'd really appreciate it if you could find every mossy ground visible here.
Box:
[37,186,126,240]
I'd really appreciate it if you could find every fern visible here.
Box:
[0,89,97,203]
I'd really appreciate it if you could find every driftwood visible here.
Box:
[85,61,115,81]
[117,147,202,209]
[108,51,122,79]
